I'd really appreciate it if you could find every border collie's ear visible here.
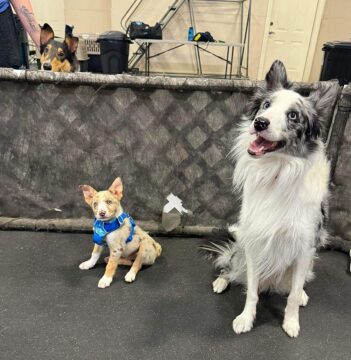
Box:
[79,185,97,205]
[265,60,289,90]
[109,177,123,201]
[40,23,54,52]
[306,83,339,140]
[308,83,339,121]
[64,34,79,54]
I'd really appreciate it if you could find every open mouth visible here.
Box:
[248,135,285,156]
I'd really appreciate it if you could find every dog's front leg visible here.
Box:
[79,244,103,270]
[124,242,144,283]
[233,252,259,334]
[98,247,122,289]
[283,248,315,338]
[98,223,132,288]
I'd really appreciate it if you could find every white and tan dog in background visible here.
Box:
[79,177,162,288]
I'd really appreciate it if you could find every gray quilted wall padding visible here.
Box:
[0,79,249,225]
[329,118,351,244]
[0,71,346,238]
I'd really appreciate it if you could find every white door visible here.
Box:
[259,0,319,81]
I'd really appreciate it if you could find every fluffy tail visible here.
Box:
[199,226,247,284]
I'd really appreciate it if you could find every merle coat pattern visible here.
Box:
[203,60,337,338]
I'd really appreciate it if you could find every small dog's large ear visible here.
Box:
[265,60,289,90]
[79,185,97,205]
[109,177,123,200]
[40,23,54,52]
[64,34,79,54]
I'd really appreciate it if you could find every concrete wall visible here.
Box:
[64,0,112,34]
[31,0,65,37]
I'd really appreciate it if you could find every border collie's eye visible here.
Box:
[93,202,97,208]
[106,200,112,205]
[44,47,49,54]
[288,112,298,121]
[57,51,64,57]
[262,101,270,109]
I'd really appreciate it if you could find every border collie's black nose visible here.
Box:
[254,117,270,132]
[43,63,52,71]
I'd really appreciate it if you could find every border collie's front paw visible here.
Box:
[233,313,254,334]
[282,318,300,338]
[79,260,95,270]
[124,270,136,283]
[98,275,112,288]
[212,277,229,293]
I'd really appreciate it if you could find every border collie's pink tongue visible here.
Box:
[249,136,276,156]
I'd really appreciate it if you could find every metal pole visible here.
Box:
[225,46,229,78]
[240,0,252,78]
[229,46,234,79]
[187,0,201,75]
[238,0,243,77]
[246,0,251,77]
[120,0,142,31]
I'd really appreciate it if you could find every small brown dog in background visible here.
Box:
[40,23,79,72]
[79,177,162,288]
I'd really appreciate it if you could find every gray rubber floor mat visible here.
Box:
[0,231,350,360]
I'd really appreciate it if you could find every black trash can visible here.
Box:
[97,31,131,74]
[320,41,351,85]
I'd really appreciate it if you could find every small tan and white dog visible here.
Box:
[79,177,162,288]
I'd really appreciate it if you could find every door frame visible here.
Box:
[257,0,326,81]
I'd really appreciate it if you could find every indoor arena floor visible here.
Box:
[0,231,350,360]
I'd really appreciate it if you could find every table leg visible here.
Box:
[196,44,202,75]
[147,44,150,76]
[225,46,230,79]
[144,43,147,76]
[229,46,234,79]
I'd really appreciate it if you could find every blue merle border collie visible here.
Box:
[203,60,338,338]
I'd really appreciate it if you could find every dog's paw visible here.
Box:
[79,260,95,270]
[282,318,300,338]
[232,313,254,334]
[300,290,309,307]
[212,277,229,293]
[98,275,113,288]
[124,270,136,283]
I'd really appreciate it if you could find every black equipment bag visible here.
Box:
[192,31,215,42]
[127,22,162,40]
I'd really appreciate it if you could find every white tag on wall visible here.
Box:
[162,193,192,232]
[163,193,191,214]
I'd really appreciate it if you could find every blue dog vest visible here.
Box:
[93,212,135,246]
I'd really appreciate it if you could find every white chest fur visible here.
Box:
[234,148,329,279]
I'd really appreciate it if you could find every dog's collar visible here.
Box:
[93,212,135,246]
